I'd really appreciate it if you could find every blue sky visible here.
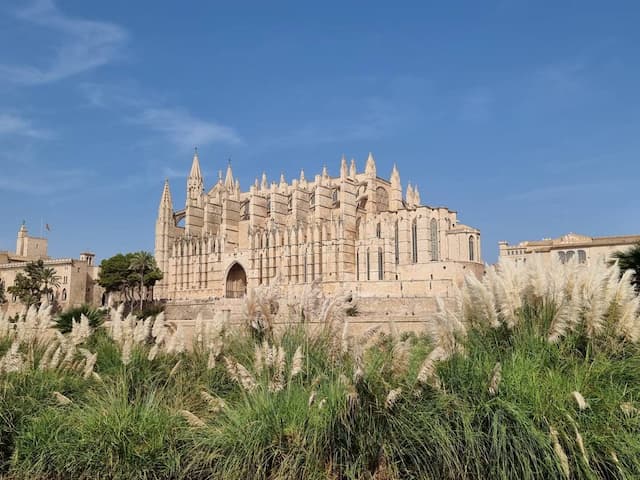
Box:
[1,0,639,263]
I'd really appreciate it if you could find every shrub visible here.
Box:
[53,305,105,334]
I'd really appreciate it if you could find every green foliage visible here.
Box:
[6,260,60,309]
[98,251,163,312]
[53,305,106,334]
[612,242,640,291]
[3,297,640,479]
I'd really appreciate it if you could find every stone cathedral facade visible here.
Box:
[154,151,482,306]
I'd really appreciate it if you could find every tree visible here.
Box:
[612,242,640,291]
[129,251,156,312]
[7,260,60,309]
[98,252,162,312]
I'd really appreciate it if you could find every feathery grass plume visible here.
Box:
[1,340,25,373]
[201,390,226,413]
[224,356,240,384]
[341,319,351,353]
[0,310,14,338]
[194,312,204,345]
[391,339,411,376]
[428,297,466,357]
[548,283,581,344]
[148,345,159,361]
[254,343,264,374]
[464,273,499,328]
[488,362,502,396]
[492,260,524,327]
[207,351,217,370]
[121,338,133,366]
[38,341,58,371]
[549,425,570,479]
[416,345,447,385]
[79,348,98,380]
[571,391,588,411]
[242,284,280,338]
[169,359,182,378]
[269,346,286,392]
[611,451,620,465]
[264,341,275,369]
[53,391,73,406]
[574,425,589,466]
[308,390,317,407]
[385,387,402,410]
[70,314,92,345]
[358,325,381,347]
[353,365,364,385]
[48,345,63,370]
[580,259,609,338]
[92,371,103,382]
[235,360,258,392]
[620,402,638,417]
[178,409,206,428]
[290,346,304,379]
[318,398,327,409]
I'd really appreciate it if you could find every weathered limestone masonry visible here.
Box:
[155,151,483,329]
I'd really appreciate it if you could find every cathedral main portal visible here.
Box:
[225,263,247,298]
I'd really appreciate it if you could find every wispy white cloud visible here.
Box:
[133,108,242,149]
[0,167,91,195]
[78,83,242,150]
[0,113,53,138]
[0,0,127,85]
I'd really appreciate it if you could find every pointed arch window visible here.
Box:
[378,248,384,280]
[469,235,475,261]
[366,248,371,280]
[376,223,381,238]
[411,220,418,263]
[578,250,587,264]
[394,220,399,265]
[430,218,439,261]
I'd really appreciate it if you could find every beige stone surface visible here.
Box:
[499,232,640,266]
[0,225,103,316]
[155,151,483,324]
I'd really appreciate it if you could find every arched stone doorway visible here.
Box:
[225,263,247,298]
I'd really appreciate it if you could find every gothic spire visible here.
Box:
[413,185,421,206]
[261,172,268,191]
[349,158,357,178]
[189,148,203,181]
[159,178,174,214]
[340,154,348,179]
[365,152,376,175]
[225,159,234,189]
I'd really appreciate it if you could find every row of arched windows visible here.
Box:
[558,250,587,264]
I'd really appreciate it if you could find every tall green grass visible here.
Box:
[1,258,639,479]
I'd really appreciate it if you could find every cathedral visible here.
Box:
[154,151,482,306]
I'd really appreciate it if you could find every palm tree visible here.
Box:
[612,242,640,291]
[129,251,155,312]
[40,266,61,302]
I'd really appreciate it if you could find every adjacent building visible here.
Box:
[0,224,103,316]
[499,232,640,266]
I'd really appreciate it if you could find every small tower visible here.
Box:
[185,149,205,235]
[390,164,403,211]
[224,160,235,191]
[155,179,175,297]
[365,152,377,176]
[340,155,348,180]
[16,222,27,257]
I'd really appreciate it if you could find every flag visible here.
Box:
[45,223,51,231]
